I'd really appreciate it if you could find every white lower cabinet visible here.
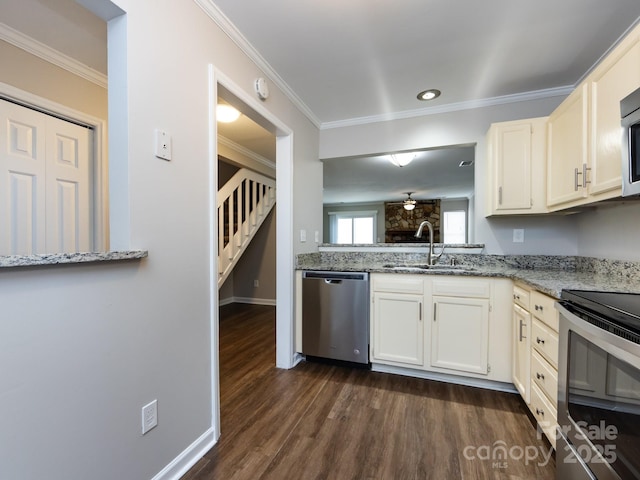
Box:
[513,303,531,403]
[372,291,423,366]
[370,274,512,384]
[431,295,489,375]
[512,283,560,449]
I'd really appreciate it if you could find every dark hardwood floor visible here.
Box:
[182,303,555,480]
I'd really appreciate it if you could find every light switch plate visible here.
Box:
[300,229,307,242]
[154,129,172,161]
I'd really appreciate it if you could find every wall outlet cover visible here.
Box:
[513,229,525,243]
[142,399,158,435]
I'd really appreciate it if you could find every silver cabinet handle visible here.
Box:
[534,304,543,311]
[574,167,582,191]
[536,372,545,380]
[536,408,544,416]
[498,186,503,205]
[536,337,545,345]
[419,302,422,321]
[582,163,591,187]
[433,303,437,322]
[519,319,526,342]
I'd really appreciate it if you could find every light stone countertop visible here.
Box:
[0,250,148,268]
[296,253,640,299]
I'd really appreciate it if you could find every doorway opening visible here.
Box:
[212,71,295,440]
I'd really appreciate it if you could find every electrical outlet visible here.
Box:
[253,279,259,287]
[513,229,525,243]
[142,399,158,435]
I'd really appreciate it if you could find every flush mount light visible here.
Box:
[388,152,416,167]
[216,104,241,123]
[417,89,441,101]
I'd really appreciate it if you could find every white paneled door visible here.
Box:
[0,99,92,255]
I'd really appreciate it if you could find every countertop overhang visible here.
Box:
[0,250,148,268]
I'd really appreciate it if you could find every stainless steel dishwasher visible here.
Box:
[302,271,369,364]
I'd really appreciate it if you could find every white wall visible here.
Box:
[320,96,581,255]
[0,1,319,480]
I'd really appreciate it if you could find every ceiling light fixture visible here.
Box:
[216,104,241,123]
[403,192,417,211]
[388,152,416,167]
[417,89,441,101]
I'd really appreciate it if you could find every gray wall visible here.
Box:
[233,209,277,302]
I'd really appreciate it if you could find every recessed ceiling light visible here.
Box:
[417,89,441,101]
[216,104,241,123]
[388,152,416,167]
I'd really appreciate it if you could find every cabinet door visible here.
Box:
[372,292,423,366]
[513,304,531,404]
[589,40,640,197]
[430,296,489,374]
[547,84,589,208]
[493,122,532,211]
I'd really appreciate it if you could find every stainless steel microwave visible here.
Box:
[621,86,640,197]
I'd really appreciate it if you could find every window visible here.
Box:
[443,210,466,244]
[329,211,376,244]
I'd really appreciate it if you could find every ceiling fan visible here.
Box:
[388,192,418,211]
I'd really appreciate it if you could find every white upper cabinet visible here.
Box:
[486,117,548,216]
[588,36,640,197]
[547,84,589,209]
[547,25,640,211]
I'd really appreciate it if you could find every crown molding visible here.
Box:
[194,0,321,129]
[218,135,276,170]
[320,85,574,130]
[0,22,107,89]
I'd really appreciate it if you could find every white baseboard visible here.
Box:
[218,296,235,306]
[219,296,276,307]
[371,363,518,394]
[151,428,216,480]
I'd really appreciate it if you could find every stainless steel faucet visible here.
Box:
[414,220,445,266]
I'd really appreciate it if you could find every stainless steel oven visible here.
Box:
[557,290,640,479]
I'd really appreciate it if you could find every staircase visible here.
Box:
[218,168,276,288]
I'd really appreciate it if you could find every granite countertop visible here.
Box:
[0,250,148,268]
[296,252,640,299]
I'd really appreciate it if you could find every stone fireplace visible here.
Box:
[384,200,441,243]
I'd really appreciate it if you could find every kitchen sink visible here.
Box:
[381,264,476,272]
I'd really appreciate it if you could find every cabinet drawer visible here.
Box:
[372,274,424,294]
[530,291,559,331]
[513,284,530,310]
[530,382,557,449]
[432,278,490,298]
[531,349,558,406]
[532,318,559,368]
